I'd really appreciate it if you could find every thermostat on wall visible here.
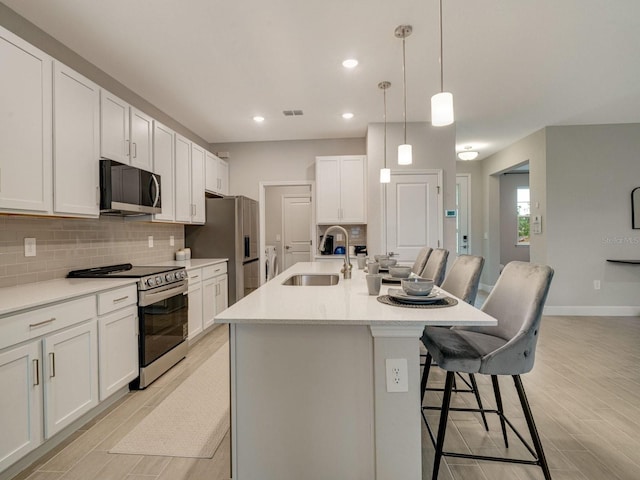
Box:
[445,210,457,218]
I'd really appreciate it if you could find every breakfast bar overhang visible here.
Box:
[216,261,497,480]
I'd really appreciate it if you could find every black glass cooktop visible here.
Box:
[68,263,183,278]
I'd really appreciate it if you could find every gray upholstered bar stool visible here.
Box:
[411,246,433,275]
[421,261,554,480]
[420,248,448,286]
[420,255,487,428]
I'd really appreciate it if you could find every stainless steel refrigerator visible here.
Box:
[185,196,259,305]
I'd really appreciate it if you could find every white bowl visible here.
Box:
[374,254,389,262]
[379,258,397,268]
[389,266,411,278]
[401,277,434,296]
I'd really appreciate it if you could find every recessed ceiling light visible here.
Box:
[342,59,358,69]
[253,116,265,123]
[342,112,354,119]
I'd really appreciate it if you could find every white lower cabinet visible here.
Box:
[188,263,228,340]
[42,320,99,438]
[187,268,204,340]
[0,341,43,473]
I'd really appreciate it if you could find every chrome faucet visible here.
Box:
[319,225,352,279]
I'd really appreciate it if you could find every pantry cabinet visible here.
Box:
[0,341,43,473]
[0,26,52,214]
[53,62,100,217]
[315,155,367,224]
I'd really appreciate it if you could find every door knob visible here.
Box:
[285,245,291,250]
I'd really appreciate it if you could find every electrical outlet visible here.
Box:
[385,358,408,393]
[170,235,175,247]
[594,280,601,290]
[24,238,36,257]
[148,236,154,248]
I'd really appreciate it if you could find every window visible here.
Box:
[517,187,530,245]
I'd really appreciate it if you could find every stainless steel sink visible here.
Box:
[281,274,340,286]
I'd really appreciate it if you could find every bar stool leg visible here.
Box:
[469,373,489,431]
[420,352,433,404]
[492,375,509,448]
[513,375,552,480]
[432,371,455,480]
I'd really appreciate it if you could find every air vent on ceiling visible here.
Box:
[282,110,304,116]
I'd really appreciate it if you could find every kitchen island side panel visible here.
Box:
[230,323,375,480]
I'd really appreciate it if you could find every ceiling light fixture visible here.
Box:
[458,146,479,161]
[342,59,358,68]
[431,0,454,126]
[253,115,265,123]
[378,81,391,184]
[342,112,354,119]
[395,25,413,165]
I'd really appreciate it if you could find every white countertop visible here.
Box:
[0,277,138,317]
[151,258,228,270]
[0,258,226,318]
[216,261,497,327]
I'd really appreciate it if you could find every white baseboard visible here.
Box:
[543,306,640,316]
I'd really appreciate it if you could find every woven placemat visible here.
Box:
[377,295,458,309]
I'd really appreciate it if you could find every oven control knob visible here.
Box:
[165,272,174,281]
[146,278,156,287]
[155,275,163,285]
[178,271,186,279]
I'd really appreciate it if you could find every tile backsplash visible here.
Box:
[0,215,184,288]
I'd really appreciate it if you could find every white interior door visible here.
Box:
[385,172,441,263]
[283,196,312,269]
[456,174,471,254]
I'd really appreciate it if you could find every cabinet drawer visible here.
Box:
[203,263,227,279]
[0,296,97,351]
[187,267,203,286]
[97,284,137,316]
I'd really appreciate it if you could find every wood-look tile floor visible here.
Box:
[12,313,640,480]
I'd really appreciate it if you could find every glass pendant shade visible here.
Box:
[380,168,391,183]
[398,144,412,165]
[431,92,454,127]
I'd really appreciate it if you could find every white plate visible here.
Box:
[388,288,445,304]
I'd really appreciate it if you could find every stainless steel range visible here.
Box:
[68,263,188,388]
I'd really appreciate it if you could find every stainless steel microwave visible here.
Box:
[99,160,161,215]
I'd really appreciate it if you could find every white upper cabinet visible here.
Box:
[152,121,175,222]
[99,90,130,164]
[100,91,153,172]
[129,107,153,171]
[174,133,192,223]
[191,143,206,224]
[205,151,229,196]
[53,62,100,217]
[315,155,367,224]
[0,26,52,214]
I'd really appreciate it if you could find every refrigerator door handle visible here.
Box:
[244,235,250,258]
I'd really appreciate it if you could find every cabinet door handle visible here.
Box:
[33,359,40,386]
[190,275,199,280]
[49,352,56,378]
[132,142,137,159]
[30,318,55,329]
[126,139,131,157]
[113,295,129,303]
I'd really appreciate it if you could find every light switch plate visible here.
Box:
[170,235,175,246]
[24,238,36,257]
[148,236,154,248]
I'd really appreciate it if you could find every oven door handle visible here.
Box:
[138,281,187,307]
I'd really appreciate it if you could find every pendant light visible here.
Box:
[379,81,391,183]
[395,25,413,165]
[431,0,454,126]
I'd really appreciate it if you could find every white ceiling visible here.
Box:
[4,0,640,159]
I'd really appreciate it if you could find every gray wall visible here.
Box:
[545,124,640,311]
[366,122,457,258]
[210,138,366,201]
[500,173,530,265]
[456,161,484,257]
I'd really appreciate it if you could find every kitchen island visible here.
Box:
[216,261,497,480]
